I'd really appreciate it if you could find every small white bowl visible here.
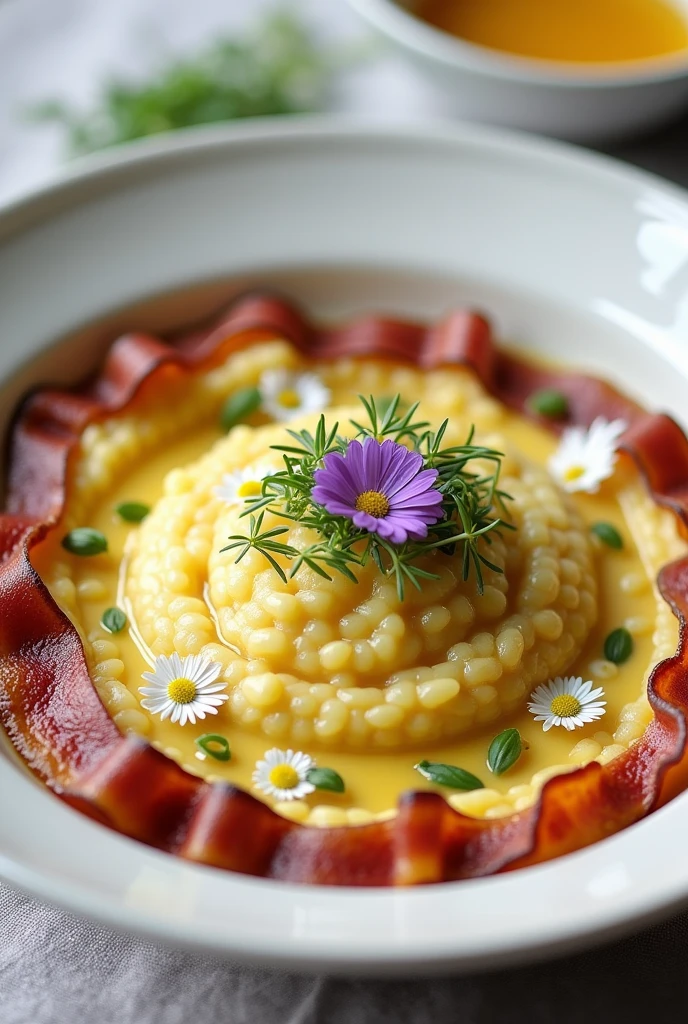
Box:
[346,0,688,142]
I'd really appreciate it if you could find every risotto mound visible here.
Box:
[125,408,597,750]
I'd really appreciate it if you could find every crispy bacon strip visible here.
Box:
[2,293,688,885]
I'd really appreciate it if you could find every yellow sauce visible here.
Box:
[38,352,679,821]
[413,0,688,64]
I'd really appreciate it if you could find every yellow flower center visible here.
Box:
[237,479,263,498]
[167,677,197,704]
[563,465,586,483]
[278,388,301,409]
[550,694,582,718]
[355,490,390,518]
[269,764,300,789]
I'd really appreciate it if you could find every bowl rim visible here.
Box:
[3,114,688,238]
[346,0,688,88]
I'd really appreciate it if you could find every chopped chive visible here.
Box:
[195,734,231,762]
[591,522,623,550]
[61,528,108,557]
[101,607,127,634]
[526,388,569,420]
[414,760,484,791]
[487,728,522,776]
[306,767,345,793]
[115,501,150,523]
[604,628,633,665]
[220,386,261,432]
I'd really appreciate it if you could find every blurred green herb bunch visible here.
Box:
[30,10,345,156]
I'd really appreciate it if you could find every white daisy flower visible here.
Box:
[260,368,330,422]
[139,653,228,726]
[527,676,606,732]
[214,463,274,505]
[253,747,316,802]
[549,417,627,493]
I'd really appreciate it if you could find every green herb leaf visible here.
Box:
[61,528,108,557]
[591,522,623,550]
[307,767,345,793]
[115,501,150,523]
[487,728,523,776]
[220,386,262,432]
[526,388,569,420]
[414,760,484,791]
[195,734,231,762]
[101,607,127,634]
[375,395,405,417]
[604,627,633,665]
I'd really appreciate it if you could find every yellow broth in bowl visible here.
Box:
[411,0,688,65]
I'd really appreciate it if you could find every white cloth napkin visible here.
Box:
[2,881,688,1024]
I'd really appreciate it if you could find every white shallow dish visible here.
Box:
[3,119,688,975]
[346,0,688,142]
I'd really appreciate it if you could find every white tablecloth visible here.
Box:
[2,2,688,1021]
[3,882,688,1023]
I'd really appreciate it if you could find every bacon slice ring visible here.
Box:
[2,293,688,886]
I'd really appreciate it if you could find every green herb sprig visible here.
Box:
[29,12,339,157]
[221,394,512,601]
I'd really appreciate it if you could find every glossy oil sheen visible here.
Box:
[414,0,688,64]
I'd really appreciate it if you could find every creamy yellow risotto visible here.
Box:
[35,340,684,827]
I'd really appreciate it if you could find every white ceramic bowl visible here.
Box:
[3,119,688,974]
[346,0,688,142]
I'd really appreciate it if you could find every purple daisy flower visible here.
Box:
[312,437,444,544]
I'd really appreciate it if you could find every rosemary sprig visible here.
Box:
[220,395,513,600]
[350,394,430,444]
